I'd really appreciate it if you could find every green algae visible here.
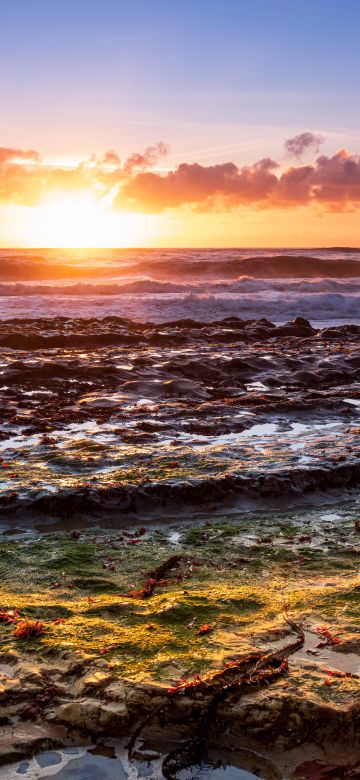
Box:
[1,508,360,684]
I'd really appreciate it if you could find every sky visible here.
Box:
[1,0,360,247]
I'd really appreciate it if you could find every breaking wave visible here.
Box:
[0,277,360,296]
[0,289,359,324]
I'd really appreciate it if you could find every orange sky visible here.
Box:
[2,200,359,249]
[0,142,360,247]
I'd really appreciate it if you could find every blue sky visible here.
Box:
[2,0,360,162]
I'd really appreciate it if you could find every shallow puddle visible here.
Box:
[0,747,269,780]
[292,626,360,676]
[3,744,360,780]
[0,408,357,507]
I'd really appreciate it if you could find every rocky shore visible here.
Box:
[1,317,360,528]
[1,316,360,776]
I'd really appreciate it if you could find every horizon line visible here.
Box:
[1,245,360,251]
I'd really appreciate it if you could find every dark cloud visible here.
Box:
[284,132,325,159]
[312,148,360,207]
[118,158,279,211]
[119,150,360,212]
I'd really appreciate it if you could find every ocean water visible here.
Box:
[0,247,359,323]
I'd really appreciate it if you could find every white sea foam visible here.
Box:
[0,289,359,324]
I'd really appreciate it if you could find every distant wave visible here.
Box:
[0,280,194,295]
[0,251,360,281]
[133,255,360,280]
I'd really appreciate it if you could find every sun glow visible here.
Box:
[9,192,160,248]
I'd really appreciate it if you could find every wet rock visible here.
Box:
[56,698,128,733]
[74,671,114,698]
[275,318,315,338]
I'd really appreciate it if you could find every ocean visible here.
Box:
[0,247,359,324]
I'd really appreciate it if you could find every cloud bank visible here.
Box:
[1,136,360,213]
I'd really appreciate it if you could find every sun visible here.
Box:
[16,191,159,248]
